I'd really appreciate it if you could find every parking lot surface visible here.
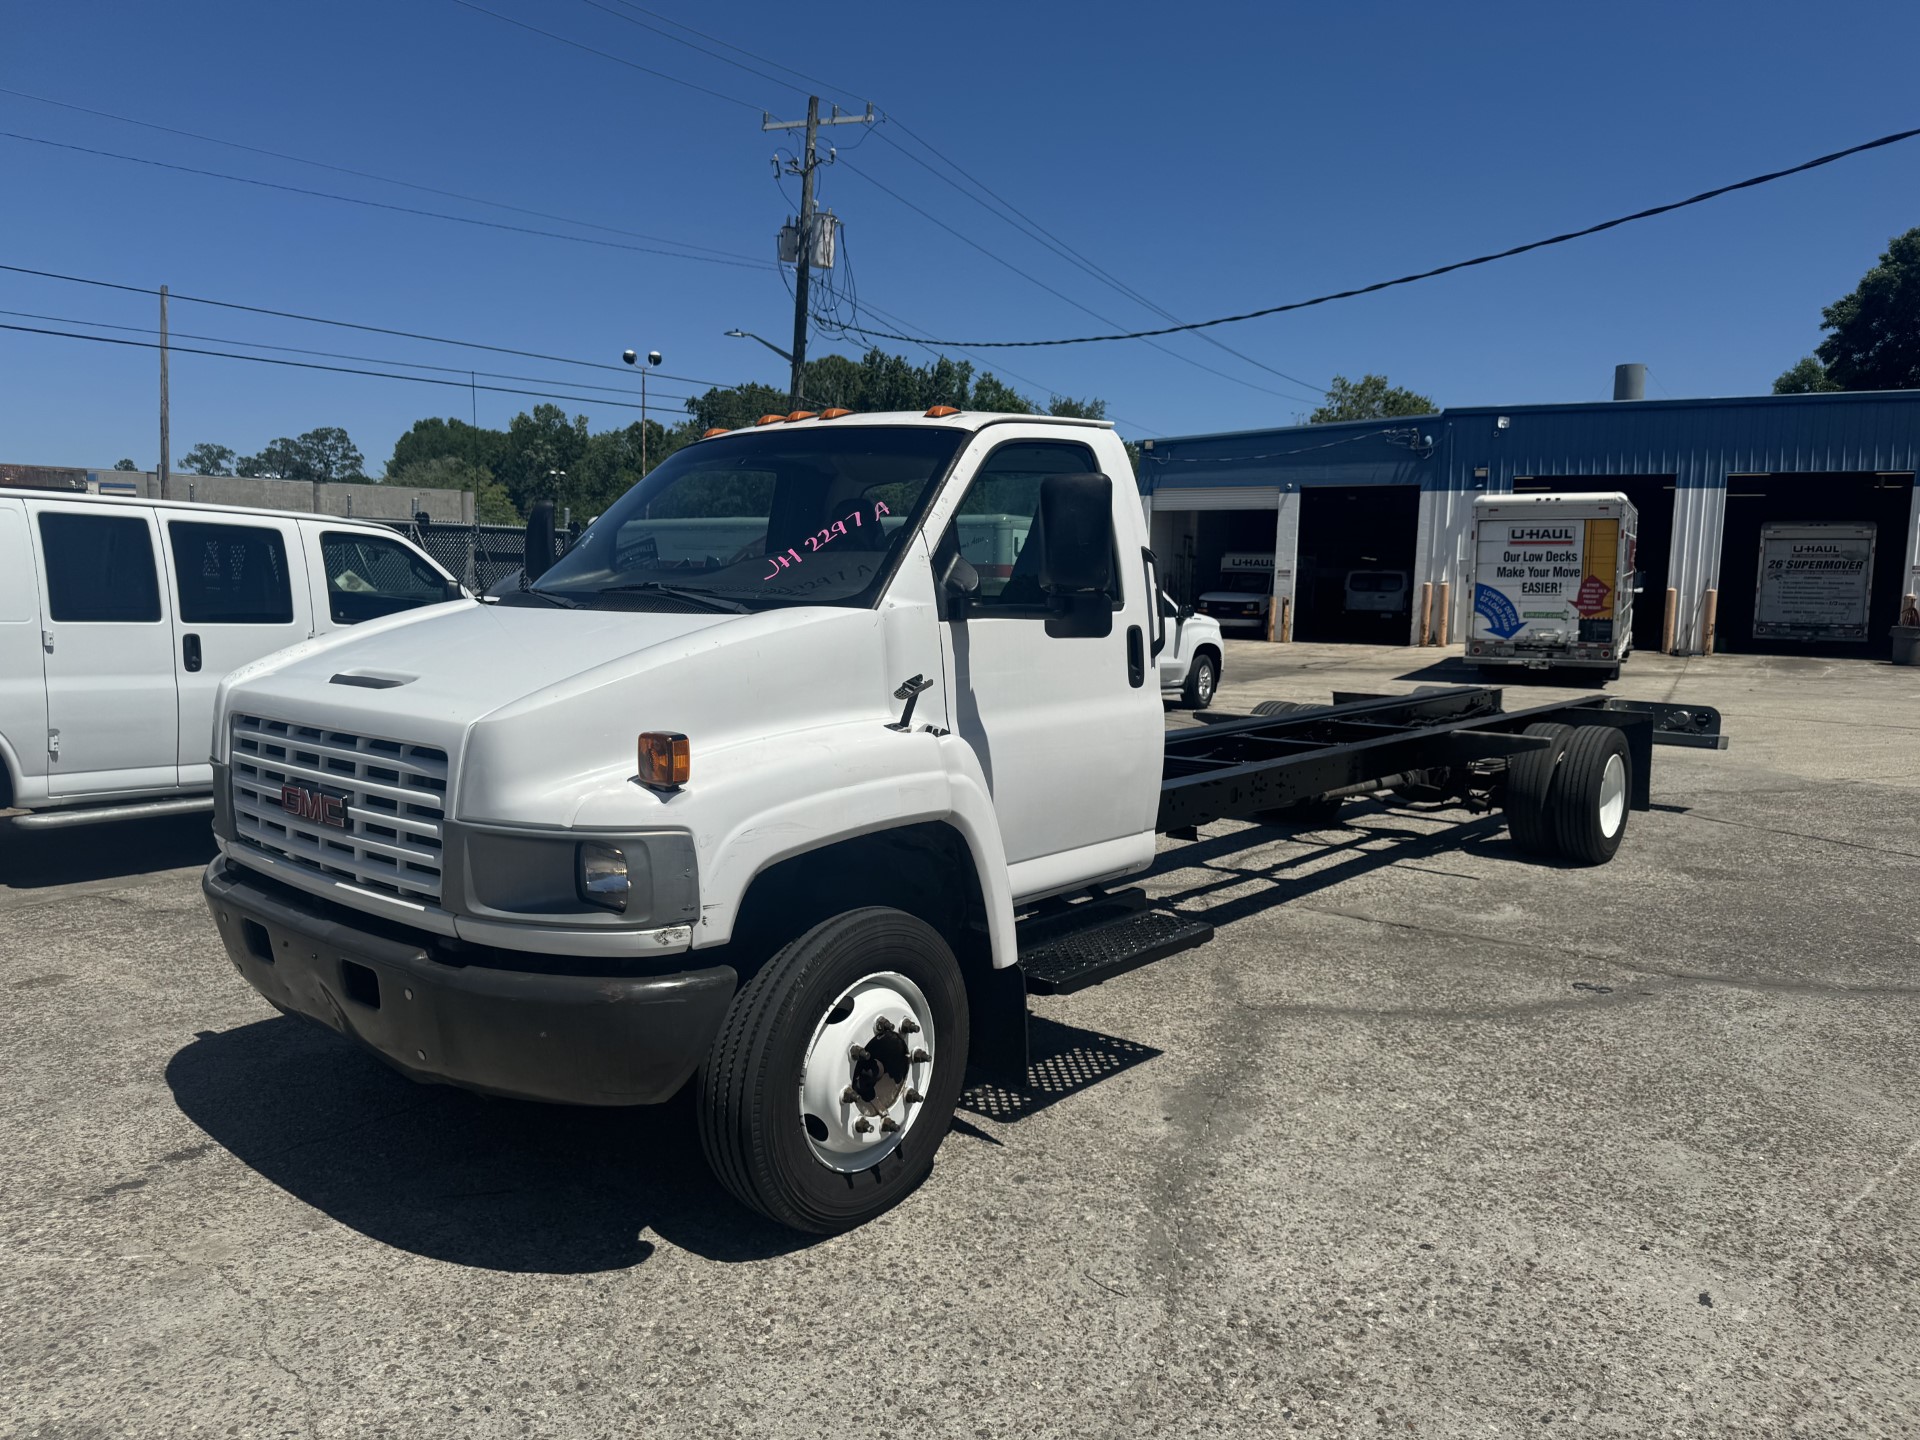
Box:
[4,644,1916,1437]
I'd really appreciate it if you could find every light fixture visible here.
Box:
[577,844,629,912]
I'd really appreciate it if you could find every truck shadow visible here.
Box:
[0,813,217,889]
[165,1018,813,1273]
[960,1015,1162,1125]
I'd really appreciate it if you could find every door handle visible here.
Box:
[1126,625,1145,687]
[183,633,202,673]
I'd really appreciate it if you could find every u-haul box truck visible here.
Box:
[1468,492,1638,678]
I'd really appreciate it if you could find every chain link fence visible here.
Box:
[380,521,573,593]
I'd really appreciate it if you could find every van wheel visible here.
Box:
[1549,727,1632,865]
[1504,722,1573,855]
[1181,653,1218,709]
[696,907,969,1235]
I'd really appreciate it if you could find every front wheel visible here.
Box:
[1181,653,1218,709]
[697,907,970,1234]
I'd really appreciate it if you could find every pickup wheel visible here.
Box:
[1180,652,1218,710]
[1504,722,1573,855]
[696,906,970,1235]
[1548,726,1632,865]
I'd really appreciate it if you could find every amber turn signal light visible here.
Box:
[638,731,690,789]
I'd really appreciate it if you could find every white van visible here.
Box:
[0,489,466,829]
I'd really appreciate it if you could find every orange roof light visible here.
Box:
[924,405,961,418]
[638,731,690,789]
[755,413,786,426]
[701,427,731,439]
[787,410,817,422]
[819,407,853,419]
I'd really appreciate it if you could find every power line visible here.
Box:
[575,0,814,100]
[827,123,1920,348]
[590,0,869,106]
[442,0,763,111]
[0,261,721,379]
[0,307,705,400]
[868,126,1326,395]
[0,320,684,413]
[0,86,769,265]
[833,155,1323,405]
[0,130,777,272]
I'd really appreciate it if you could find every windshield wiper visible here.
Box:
[519,586,580,609]
[596,581,751,614]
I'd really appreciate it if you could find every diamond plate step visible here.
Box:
[1018,910,1215,996]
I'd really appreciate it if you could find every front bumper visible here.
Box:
[202,857,736,1106]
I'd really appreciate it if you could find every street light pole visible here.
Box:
[622,348,663,472]
[724,328,794,367]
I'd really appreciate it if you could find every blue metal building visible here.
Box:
[1139,388,1920,655]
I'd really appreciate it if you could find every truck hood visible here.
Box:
[218,598,896,826]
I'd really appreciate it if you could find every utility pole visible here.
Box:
[158,285,171,501]
[763,98,873,407]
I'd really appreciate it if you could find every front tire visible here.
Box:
[1181,652,1218,710]
[697,907,970,1234]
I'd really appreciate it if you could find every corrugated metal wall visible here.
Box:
[1141,392,1920,652]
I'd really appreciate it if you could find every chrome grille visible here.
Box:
[230,713,449,904]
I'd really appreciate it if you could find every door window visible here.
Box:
[320,531,456,624]
[935,440,1116,613]
[168,521,293,624]
[38,512,162,622]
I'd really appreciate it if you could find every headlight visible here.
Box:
[577,843,630,912]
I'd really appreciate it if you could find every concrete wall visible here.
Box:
[30,467,475,523]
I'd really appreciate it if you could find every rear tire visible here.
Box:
[1180,653,1218,710]
[1549,727,1632,865]
[696,907,969,1234]
[1505,722,1573,855]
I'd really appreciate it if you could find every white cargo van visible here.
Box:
[1468,492,1638,679]
[0,489,466,829]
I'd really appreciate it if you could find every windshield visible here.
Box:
[531,426,965,610]
[1348,572,1406,593]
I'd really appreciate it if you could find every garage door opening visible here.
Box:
[1513,475,1676,655]
[1294,485,1420,643]
[1715,472,1915,657]
[1190,509,1279,636]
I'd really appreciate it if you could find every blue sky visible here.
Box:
[4,0,1918,471]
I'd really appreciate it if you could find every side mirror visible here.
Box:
[939,551,979,619]
[1038,473,1112,595]
[525,500,555,582]
[1178,603,1195,620]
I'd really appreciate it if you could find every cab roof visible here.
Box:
[0,486,418,531]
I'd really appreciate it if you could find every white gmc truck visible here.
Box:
[199,409,1724,1233]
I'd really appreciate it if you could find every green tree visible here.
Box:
[969,373,1032,414]
[387,417,509,478]
[235,428,365,482]
[502,404,591,513]
[387,456,521,524]
[1308,374,1435,423]
[1810,228,1920,390]
[112,458,138,471]
[179,442,235,475]
[1046,394,1107,420]
[1772,356,1841,394]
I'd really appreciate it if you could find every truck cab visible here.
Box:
[200,412,1166,1233]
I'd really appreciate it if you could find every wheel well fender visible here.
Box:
[0,730,20,809]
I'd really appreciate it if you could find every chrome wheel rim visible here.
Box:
[1197,662,1215,702]
[797,971,934,1173]
[1598,753,1627,837]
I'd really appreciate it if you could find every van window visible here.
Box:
[320,531,456,625]
[38,512,162,623]
[169,521,294,624]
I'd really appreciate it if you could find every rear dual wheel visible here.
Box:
[1504,722,1632,865]
[697,907,969,1235]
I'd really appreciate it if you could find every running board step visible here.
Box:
[1019,910,1215,996]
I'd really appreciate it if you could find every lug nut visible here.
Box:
[853,1118,873,1134]
[904,1088,923,1105]
[880,1116,900,1133]
[899,1018,920,1035]
[841,1086,858,1104]
[873,1016,895,1035]
[911,1048,930,1064]
[849,1044,870,1063]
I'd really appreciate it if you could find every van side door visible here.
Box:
[28,499,179,797]
[163,514,312,788]
[0,498,49,804]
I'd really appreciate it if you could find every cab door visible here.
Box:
[161,513,312,787]
[29,500,179,796]
[927,430,1162,894]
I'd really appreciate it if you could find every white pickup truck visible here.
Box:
[199,409,1724,1233]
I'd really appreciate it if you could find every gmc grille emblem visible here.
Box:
[280,782,348,830]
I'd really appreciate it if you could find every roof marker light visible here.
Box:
[701,427,731,439]
[924,405,960,418]
[755,413,785,426]
[787,410,817,422]
[819,407,853,419]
